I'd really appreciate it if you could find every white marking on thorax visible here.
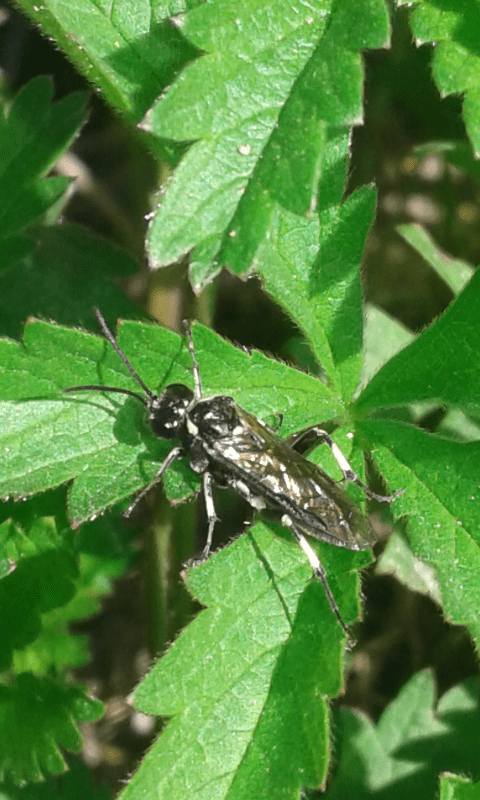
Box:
[186,418,199,436]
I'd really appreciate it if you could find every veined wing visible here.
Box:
[203,405,376,551]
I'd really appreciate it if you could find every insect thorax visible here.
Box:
[186,395,240,440]
[181,395,246,475]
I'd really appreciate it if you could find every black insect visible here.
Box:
[64,309,399,640]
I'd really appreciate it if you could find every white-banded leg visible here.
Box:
[125,445,184,517]
[201,471,218,559]
[288,427,402,503]
[282,514,355,646]
[183,320,202,400]
[190,471,220,565]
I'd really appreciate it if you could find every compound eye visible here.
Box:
[166,384,195,402]
[148,383,194,439]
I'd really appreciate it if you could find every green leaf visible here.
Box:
[16,0,198,122]
[212,126,351,288]
[0,756,111,799]
[326,670,480,799]
[398,0,480,153]
[147,0,389,282]
[357,419,480,643]
[440,774,480,800]
[356,268,480,416]
[0,674,103,785]
[0,77,88,241]
[360,303,415,392]
[119,520,368,800]
[0,224,142,340]
[0,186,391,796]
[0,318,339,522]
[0,489,133,675]
[11,607,89,676]
[12,545,129,674]
[0,236,35,274]
[0,177,70,243]
[397,222,474,296]
[252,188,376,400]
[0,517,77,670]
[375,531,442,606]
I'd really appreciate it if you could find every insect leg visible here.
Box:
[125,445,184,517]
[290,427,401,503]
[195,471,220,563]
[283,515,354,644]
[183,320,202,400]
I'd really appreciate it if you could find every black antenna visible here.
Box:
[62,309,154,407]
[183,319,202,399]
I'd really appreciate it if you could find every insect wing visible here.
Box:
[203,405,376,551]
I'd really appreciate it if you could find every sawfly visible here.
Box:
[64,309,400,639]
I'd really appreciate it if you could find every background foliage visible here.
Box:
[0,0,480,798]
